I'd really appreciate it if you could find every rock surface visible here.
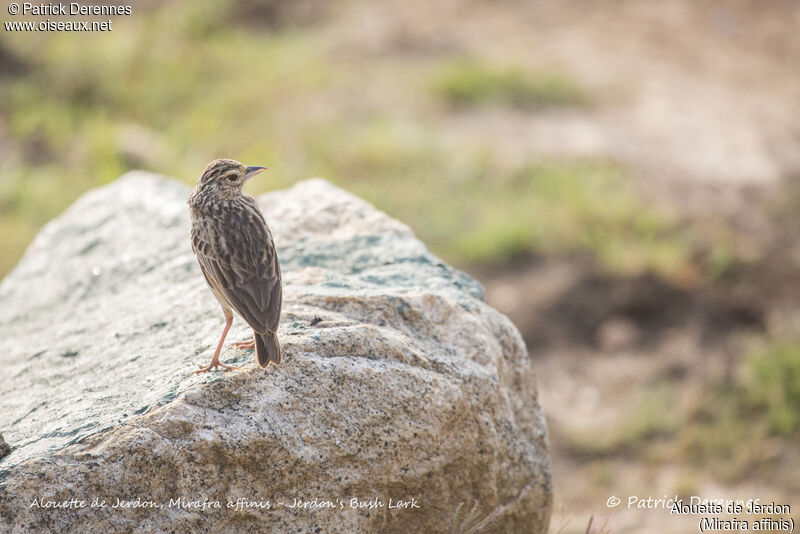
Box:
[0,435,9,460]
[0,173,551,533]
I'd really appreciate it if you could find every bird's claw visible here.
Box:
[192,361,241,375]
[232,339,255,351]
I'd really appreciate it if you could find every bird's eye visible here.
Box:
[226,175,237,182]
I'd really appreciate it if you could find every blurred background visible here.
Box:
[1,0,798,531]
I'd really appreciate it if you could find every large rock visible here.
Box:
[0,174,551,533]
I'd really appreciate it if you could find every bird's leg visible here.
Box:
[193,314,240,374]
[232,334,255,351]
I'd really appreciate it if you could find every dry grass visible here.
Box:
[450,501,499,534]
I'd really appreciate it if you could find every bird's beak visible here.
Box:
[244,166,267,181]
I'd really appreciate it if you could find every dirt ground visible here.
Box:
[342,0,800,185]
[472,257,786,532]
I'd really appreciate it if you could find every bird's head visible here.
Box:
[196,158,266,199]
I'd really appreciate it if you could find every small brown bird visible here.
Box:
[188,158,282,374]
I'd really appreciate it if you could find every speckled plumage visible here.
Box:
[188,158,282,372]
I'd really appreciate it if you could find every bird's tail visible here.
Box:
[255,331,281,367]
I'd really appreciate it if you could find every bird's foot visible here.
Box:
[192,359,240,375]
[232,338,255,351]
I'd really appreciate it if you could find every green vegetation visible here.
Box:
[686,340,800,467]
[304,118,689,273]
[743,341,800,436]
[0,1,690,281]
[561,339,800,483]
[432,60,589,109]
[0,8,330,274]
[678,340,800,481]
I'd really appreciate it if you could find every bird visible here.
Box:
[187,158,282,374]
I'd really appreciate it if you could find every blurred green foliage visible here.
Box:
[683,340,800,478]
[1,0,687,281]
[674,349,798,484]
[561,338,800,483]
[742,342,800,436]
[432,60,589,109]
[304,118,688,271]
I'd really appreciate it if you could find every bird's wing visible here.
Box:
[192,202,282,334]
